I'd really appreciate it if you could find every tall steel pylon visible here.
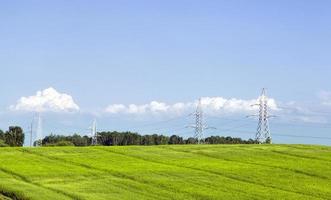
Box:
[35,113,43,147]
[29,117,34,147]
[188,98,214,144]
[254,88,272,144]
[91,119,98,145]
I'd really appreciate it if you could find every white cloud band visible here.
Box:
[10,87,80,113]
[105,97,278,115]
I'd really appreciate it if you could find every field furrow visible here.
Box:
[0,145,329,200]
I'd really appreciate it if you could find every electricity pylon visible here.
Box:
[188,98,214,144]
[91,119,98,145]
[29,120,34,147]
[35,113,43,147]
[253,88,272,144]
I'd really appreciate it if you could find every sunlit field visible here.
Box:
[0,145,330,200]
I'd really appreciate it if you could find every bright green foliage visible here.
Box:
[0,145,330,200]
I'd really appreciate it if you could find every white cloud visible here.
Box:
[106,101,175,114]
[105,104,126,114]
[10,87,80,113]
[200,97,278,113]
[295,116,328,124]
[319,91,331,106]
[274,100,331,124]
[104,96,279,115]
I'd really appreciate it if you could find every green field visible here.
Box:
[0,145,330,200]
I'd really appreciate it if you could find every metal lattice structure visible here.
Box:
[255,89,272,144]
[194,98,204,143]
[91,119,98,145]
[188,98,214,144]
[35,113,43,147]
[29,121,33,147]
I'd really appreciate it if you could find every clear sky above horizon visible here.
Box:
[1,1,331,145]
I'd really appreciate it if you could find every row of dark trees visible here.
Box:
[0,126,25,147]
[0,126,258,147]
[41,134,91,146]
[40,131,258,146]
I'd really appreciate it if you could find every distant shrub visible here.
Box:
[0,139,8,147]
[42,134,90,147]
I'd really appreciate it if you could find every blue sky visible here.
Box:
[1,0,331,145]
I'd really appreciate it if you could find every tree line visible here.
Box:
[40,131,258,146]
[0,126,259,147]
[0,126,25,147]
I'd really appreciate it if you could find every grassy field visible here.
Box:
[0,145,330,200]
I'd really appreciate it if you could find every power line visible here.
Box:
[122,114,190,131]
[214,123,254,133]
[270,120,331,129]
[207,115,249,122]
[278,106,331,117]
[141,125,188,134]
[273,133,331,140]
[130,121,190,133]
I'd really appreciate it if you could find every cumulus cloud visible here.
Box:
[105,101,190,114]
[105,97,278,115]
[10,87,80,113]
[200,97,278,113]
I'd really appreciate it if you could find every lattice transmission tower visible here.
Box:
[254,88,272,144]
[35,113,43,147]
[91,119,98,145]
[188,98,214,144]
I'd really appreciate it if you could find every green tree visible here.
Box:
[186,137,197,144]
[4,126,25,147]
[0,129,5,147]
[0,129,4,140]
[168,135,184,145]
[265,137,272,144]
[71,134,90,146]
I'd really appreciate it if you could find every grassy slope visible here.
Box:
[0,145,330,200]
